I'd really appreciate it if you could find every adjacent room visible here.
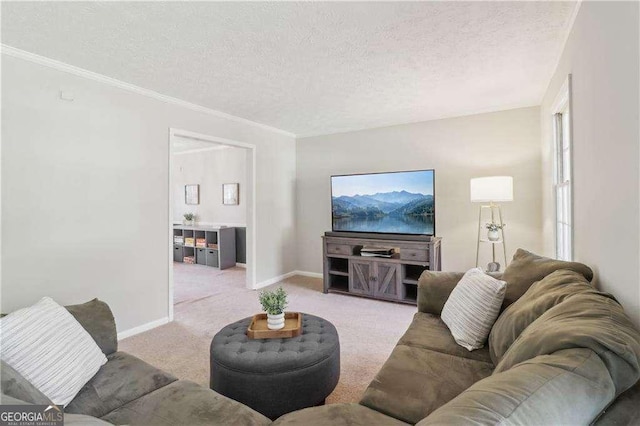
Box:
[171,135,249,306]
[1,1,639,425]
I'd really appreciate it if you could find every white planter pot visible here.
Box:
[267,313,285,330]
[487,229,500,241]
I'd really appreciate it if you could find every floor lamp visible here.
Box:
[470,176,513,272]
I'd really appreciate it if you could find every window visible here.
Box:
[552,77,573,261]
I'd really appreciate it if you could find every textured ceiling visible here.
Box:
[1,2,577,136]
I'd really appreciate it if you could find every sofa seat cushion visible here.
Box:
[1,360,53,405]
[100,380,270,426]
[500,249,593,310]
[65,352,177,418]
[360,344,493,424]
[417,349,615,426]
[272,403,410,426]
[1,394,113,425]
[398,313,492,364]
[594,380,640,425]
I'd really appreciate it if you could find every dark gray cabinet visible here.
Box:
[323,235,441,305]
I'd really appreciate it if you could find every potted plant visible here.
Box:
[183,212,195,226]
[485,222,505,241]
[259,287,288,330]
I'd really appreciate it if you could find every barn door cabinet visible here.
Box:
[349,260,401,301]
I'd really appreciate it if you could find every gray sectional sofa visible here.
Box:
[2,249,639,425]
[274,250,640,425]
[1,299,271,426]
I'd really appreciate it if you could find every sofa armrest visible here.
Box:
[417,271,504,315]
[66,299,117,355]
[417,271,464,315]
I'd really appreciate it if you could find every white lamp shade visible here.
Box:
[470,176,513,202]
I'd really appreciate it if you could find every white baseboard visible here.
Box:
[236,263,247,268]
[117,317,169,340]
[293,270,323,279]
[254,271,297,289]
[253,270,323,289]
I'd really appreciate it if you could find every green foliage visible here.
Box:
[259,287,288,315]
[184,212,195,221]
[485,222,505,231]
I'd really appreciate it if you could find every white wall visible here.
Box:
[1,53,296,333]
[541,2,640,326]
[172,147,246,226]
[296,107,542,274]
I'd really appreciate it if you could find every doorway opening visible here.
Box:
[168,129,256,321]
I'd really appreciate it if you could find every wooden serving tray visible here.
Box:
[247,312,302,339]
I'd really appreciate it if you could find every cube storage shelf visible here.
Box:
[322,235,442,305]
[173,225,236,270]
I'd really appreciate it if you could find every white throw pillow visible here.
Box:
[0,297,107,406]
[441,268,507,351]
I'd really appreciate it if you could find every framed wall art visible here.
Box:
[185,184,200,205]
[222,183,239,205]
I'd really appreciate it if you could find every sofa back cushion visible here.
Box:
[0,360,53,405]
[494,291,640,396]
[500,249,593,310]
[417,348,615,426]
[66,299,117,356]
[489,269,593,364]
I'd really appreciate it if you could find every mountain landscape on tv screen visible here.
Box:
[332,190,434,219]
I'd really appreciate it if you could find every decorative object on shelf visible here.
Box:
[222,183,239,205]
[486,261,500,272]
[185,184,200,205]
[258,287,288,330]
[246,312,303,339]
[471,176,513,272]
[485,222,505,241]
[183,212,196,226]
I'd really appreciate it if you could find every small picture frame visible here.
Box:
[222,183,239,205]
[185,184,200,205]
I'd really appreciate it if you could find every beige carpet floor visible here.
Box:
[120,263,416,404]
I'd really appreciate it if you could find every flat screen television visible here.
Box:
[331,169,435,236]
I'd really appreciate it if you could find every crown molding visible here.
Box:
[1,44,296,138]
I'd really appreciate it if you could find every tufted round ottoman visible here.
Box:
[210,313,340,420]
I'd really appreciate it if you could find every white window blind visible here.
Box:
[554,105,572,261]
